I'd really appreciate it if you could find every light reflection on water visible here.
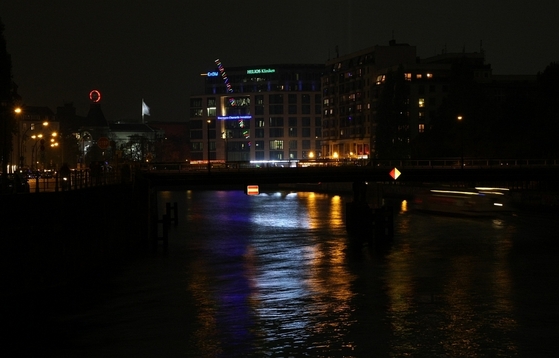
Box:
[54,190,559,357]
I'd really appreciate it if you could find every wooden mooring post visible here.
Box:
[153,202,178,252]
[166,202,178,225]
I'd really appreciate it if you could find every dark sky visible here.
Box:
[1,0,558,122]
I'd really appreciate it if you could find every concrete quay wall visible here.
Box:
[1,183,153,297]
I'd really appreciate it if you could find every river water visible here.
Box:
[45,189,558,357]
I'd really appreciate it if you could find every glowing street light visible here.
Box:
[457,115,464,169]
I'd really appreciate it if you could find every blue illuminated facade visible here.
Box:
[189,64,324,163]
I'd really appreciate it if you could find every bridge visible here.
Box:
[141,158,559,189]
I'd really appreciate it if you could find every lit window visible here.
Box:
[418,98,425,108]
[426,73,433,78]
[404,73,412,81]
[269,140,284,150]
[419,123,425,133]
[416,74,422,79]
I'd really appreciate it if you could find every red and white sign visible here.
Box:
[389,167,401,180]
[246,185,259,195]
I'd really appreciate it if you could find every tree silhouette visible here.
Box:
[0,18,20,190]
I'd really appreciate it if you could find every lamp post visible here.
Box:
[207,119,212,173]
[457,115,464,169]
[21,121,48,169]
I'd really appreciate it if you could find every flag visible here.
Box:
[142,99,151,116]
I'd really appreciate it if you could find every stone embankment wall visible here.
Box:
[2,181,153,296]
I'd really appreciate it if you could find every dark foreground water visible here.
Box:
[32,190,559,356]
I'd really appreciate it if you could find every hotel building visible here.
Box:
[189,62,324,164]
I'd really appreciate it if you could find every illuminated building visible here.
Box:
[321,40,418,160]
[322,40,534,160]
[189,63,324,164]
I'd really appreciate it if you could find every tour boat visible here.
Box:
[411,187,513,216]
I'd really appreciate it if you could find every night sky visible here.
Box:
[1,0,558,122]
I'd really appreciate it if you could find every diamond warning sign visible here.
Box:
[389,167,401,180]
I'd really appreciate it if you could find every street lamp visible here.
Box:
[207,119,212,173]
[20,120,48,168]
[457,115,464,169]
[30,134,43,171]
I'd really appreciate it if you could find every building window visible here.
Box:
[288,105,298,114]
[269,117,284,127]
[404,73,412,81]
[418,123,425,133]
[190,108,203,117]
[416,74,422,79]
[269,151,284,160]
[190,98,202,107]
[302,128,311,137]
[418,98,425,108]
[190,120,203,129]
[270,140,284,150]
[289,140,297,149]
[255,128,264,138]
[255,140,264,150]
[191,142,203,151]
[269,94,283,104]
[269,105,284,114]
[256,118,265,127]
[288,94,297,104]
[190,130,203,139]
[288,127,298,137]
[269,128,284,137]
[302,140,311,149]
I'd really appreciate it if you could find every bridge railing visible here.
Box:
[136,158,559,173]
[371,158,559,168]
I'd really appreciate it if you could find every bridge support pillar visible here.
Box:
[346,181,372,237]
[346,181,393,244]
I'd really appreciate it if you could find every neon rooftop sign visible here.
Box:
[247,68,276,74]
